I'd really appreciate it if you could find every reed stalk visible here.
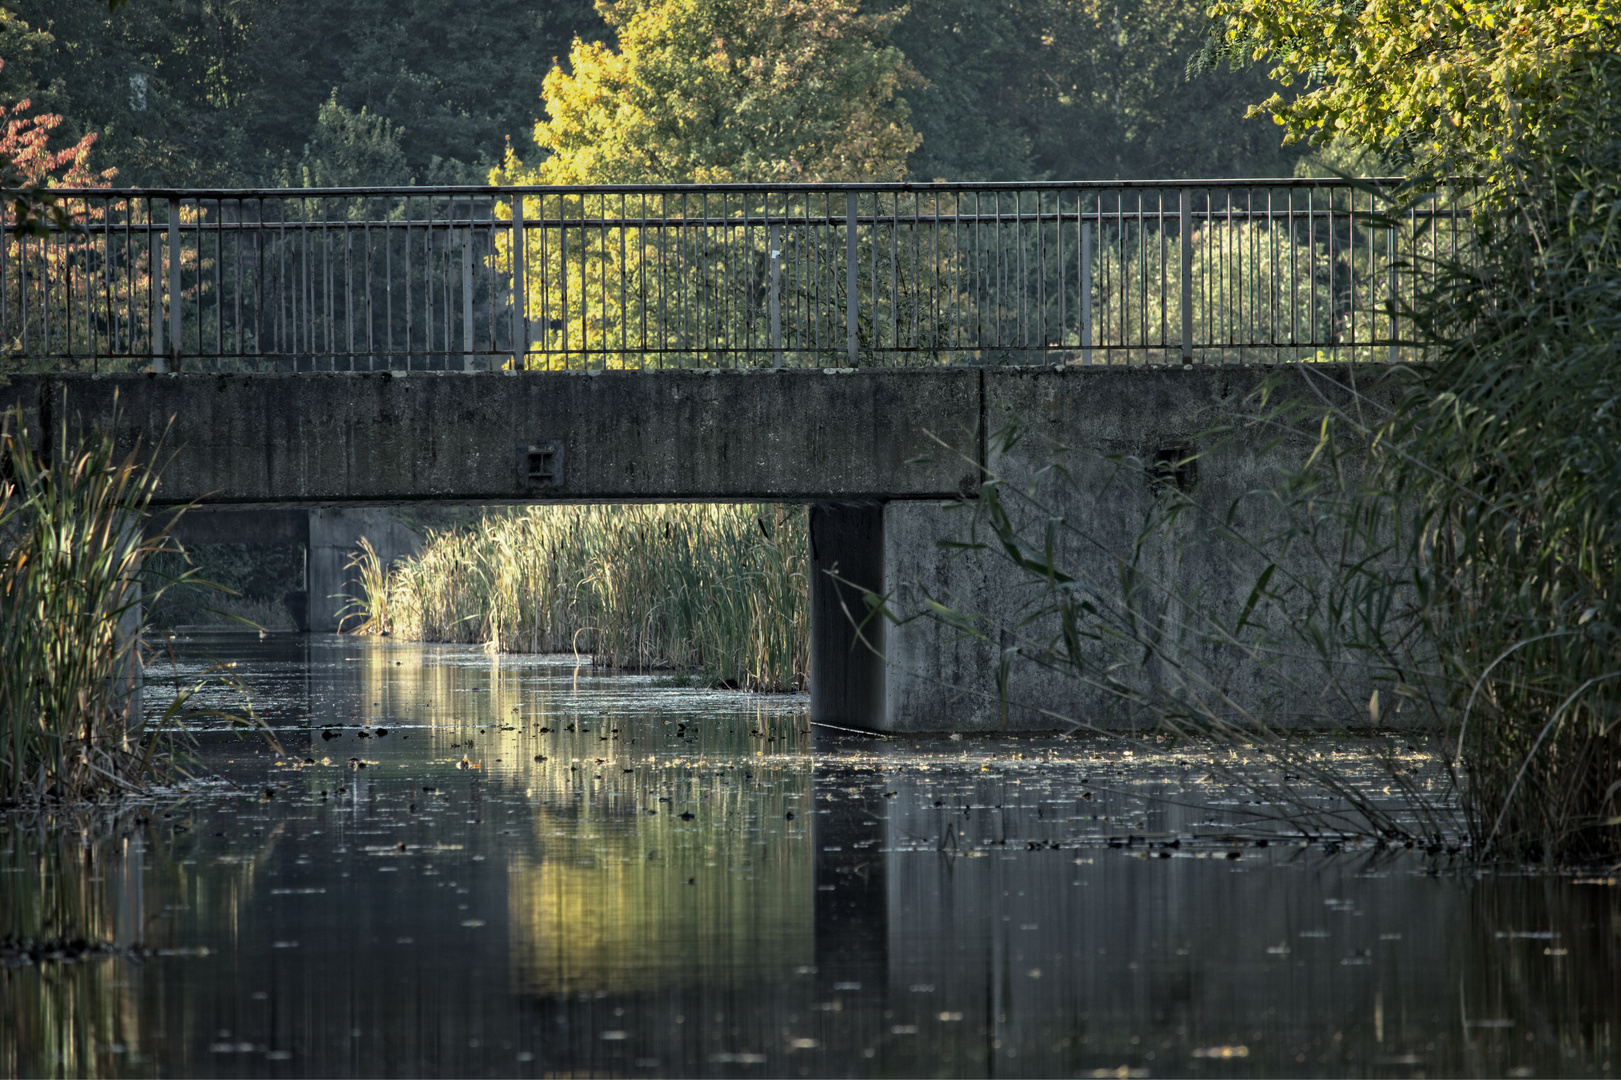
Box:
[355,504,808,692]
[0,403,246,803]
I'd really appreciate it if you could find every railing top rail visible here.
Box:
[35,177,1419,200]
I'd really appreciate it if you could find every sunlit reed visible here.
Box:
[353,504,808,692]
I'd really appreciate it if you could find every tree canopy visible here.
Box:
[0,0,1311,186]
[1206,0,1621,171]
[499,0,918,184]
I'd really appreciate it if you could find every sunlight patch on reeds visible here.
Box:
[360,504,808,693]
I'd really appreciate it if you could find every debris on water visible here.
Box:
[0,935,133,967]
[1192,1045,1250,1058]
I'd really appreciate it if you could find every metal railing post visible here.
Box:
[1388,225,1398,363]
[845,191,858,366]
[511,195,527,370]
[462,227,474,370]
[168,197,181,370]
[1080,220,1092,365]
[770,223,783,369]
[150,225,163,370]
[1179,188,1193,364]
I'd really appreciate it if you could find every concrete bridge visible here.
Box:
[2,179,1437,731]
[0,363,1344,733]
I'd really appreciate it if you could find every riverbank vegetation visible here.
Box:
[0,409,234,802]
[902,8,1621,865]
[353,504,808,693]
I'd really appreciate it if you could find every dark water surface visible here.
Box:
[2,634,1617,1078]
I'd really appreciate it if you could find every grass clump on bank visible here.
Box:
[0,408,233,803]
[355,504,808,692]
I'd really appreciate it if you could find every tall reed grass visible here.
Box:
[356,504,808,692]
[0,404,244,803]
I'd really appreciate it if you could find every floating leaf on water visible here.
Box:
[1191,1045,1249,1058]
[460,919,485,928]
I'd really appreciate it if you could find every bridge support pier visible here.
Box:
[306,510,424,632]
[809,503,885,730]
[158,508,422,633]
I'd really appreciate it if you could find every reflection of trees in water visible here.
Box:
[342,645,818,996]
[0,811,278,1077]
[505,768,813,996]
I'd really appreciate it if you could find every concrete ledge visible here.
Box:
[2,369,982,506]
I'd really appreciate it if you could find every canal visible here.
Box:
[2,633,1616,1077]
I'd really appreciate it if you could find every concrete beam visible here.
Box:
[2,370,982,506]
[150,508,310,546]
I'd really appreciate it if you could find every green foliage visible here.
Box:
[362,504,808,693]
[889,0,1308,181]
[907,61,1621,862]
[1205,0,1621,174]
[144,542,304,631]
[0,0,604,186]
[285,92,409,188]
[500,0,918,184]
[1378,57,1621,862]
[2,0,1305,187]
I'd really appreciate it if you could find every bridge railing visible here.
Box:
[0,180,1470,372]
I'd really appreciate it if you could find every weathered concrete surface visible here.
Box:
[152,508,310,546]
[880,364,1402,732]
[307,509,425,632]
[141,507,422,632]
[0,369,981,505]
